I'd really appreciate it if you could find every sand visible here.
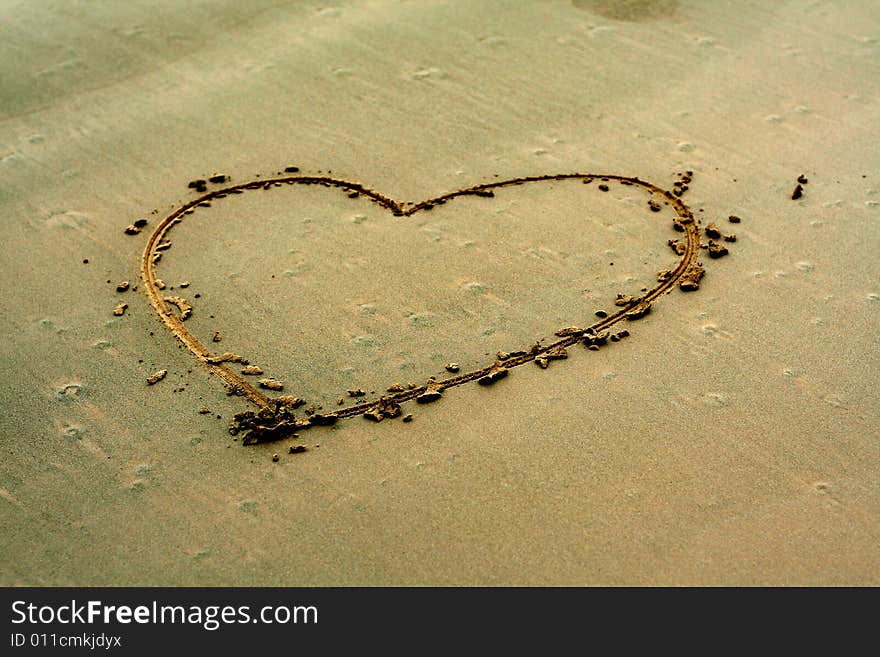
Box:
[0,0,877,585]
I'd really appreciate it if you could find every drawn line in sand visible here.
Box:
[139,171,709,444]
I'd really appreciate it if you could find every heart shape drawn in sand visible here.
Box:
[139,171,706,443]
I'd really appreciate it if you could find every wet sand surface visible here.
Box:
[1,1,878,585]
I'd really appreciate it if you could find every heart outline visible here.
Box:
[140,172,703,437]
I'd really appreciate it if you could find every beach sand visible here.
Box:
[1,0,877,585]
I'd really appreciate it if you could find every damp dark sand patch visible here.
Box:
[133,169,727,445]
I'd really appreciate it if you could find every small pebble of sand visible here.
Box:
[146,369,167,385]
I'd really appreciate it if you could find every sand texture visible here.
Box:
[1,0,878,585]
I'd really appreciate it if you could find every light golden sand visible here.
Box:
[0,1,877,585]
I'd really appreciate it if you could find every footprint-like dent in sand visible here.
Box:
[54,382,87,402]
[60,423,85,440]
[573,0,679,22]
